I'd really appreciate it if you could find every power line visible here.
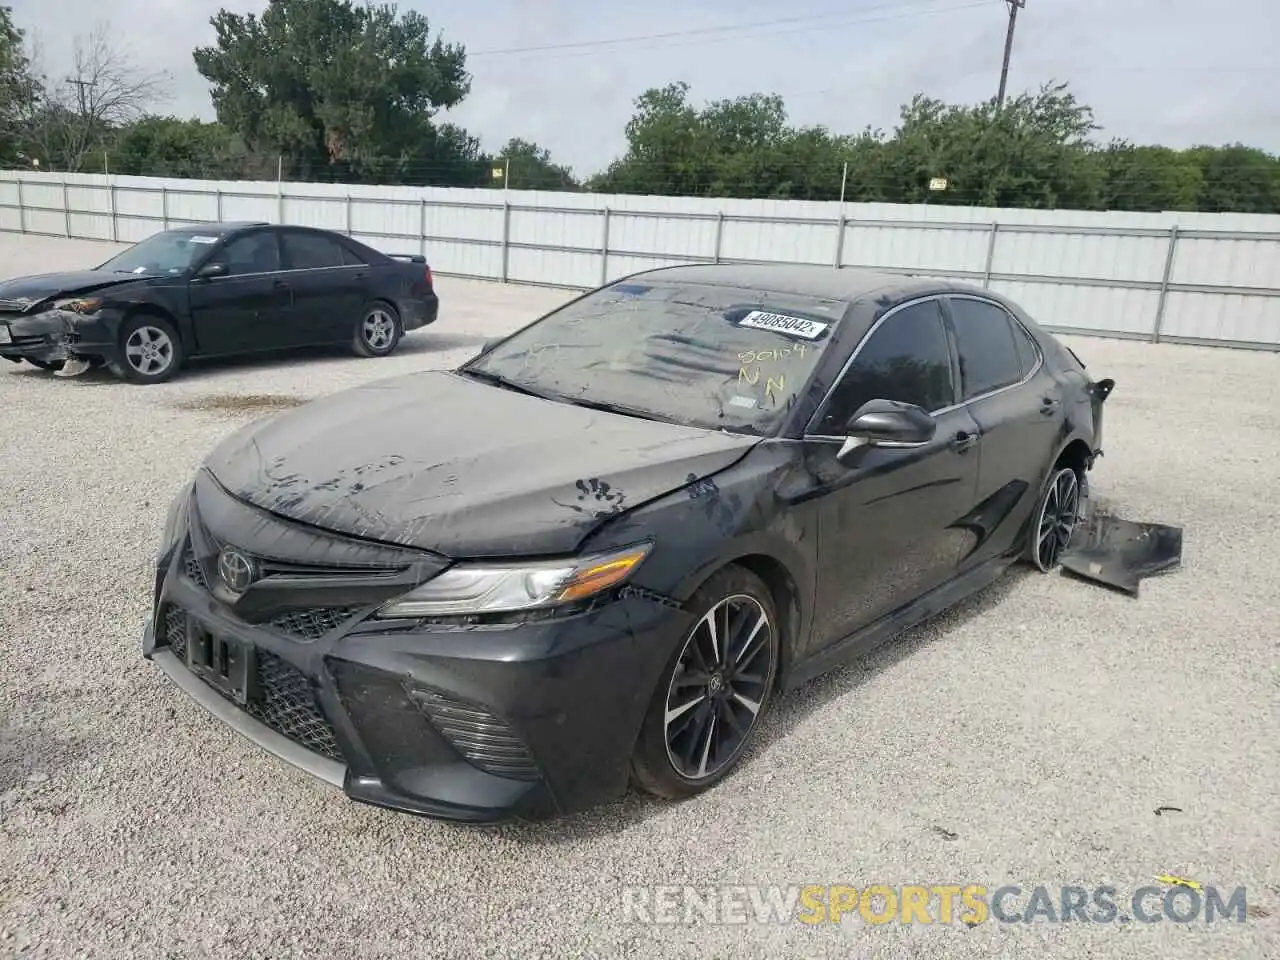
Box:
[996,0,1026,109]
[469,0,992,62]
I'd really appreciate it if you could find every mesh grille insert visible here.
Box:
[158,606,343,763]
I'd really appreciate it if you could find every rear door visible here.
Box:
[188,230,292,356]
[943,295,1061,565]
[805,297,982,649]
[278,230,370,345]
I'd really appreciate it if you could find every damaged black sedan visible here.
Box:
[0,222,438,383]
[143,263,1114,822]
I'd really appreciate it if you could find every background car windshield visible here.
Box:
[98,232,218,276]
[467,280,848,434]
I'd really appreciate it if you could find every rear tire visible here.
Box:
[108,314,183,384]
[353,302,402,358]
[1025,464,1082,571]
[631,565,781,801]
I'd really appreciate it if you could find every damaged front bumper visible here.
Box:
[142,539,688,823]
[0,311,120,366]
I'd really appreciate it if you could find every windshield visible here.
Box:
[97,230,222,276]
[463,280,848,435]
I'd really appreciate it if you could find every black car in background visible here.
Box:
[0,222,439,383]
[143,263,1113,823]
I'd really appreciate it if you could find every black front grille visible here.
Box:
[246,651,344,761]
[182,545,208,589]
[268,607,361,642]
[159,605,344,763]
[407,687,539,781]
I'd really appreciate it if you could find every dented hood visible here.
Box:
[203,370,759,558]
[0,270,139,308]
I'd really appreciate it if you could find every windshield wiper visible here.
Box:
[558,396,670,424]
[459,367,557,400]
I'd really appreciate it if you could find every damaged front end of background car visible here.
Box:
[0,294,112,374]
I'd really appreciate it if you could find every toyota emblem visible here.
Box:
[217,547,258,593]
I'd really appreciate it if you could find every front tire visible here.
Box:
[108,315,183,384]
[631,565,781,800]
[1026,465,1081,571]
[353,302,402,358]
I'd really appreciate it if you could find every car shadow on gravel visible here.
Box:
[496,567,1034,844]
[0,331,489,386]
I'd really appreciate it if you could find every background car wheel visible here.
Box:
[1027,464,1081,571]
[631,565,781,801]
[24,358,65,371]
[107,314,183,385]
[353,302,402,357]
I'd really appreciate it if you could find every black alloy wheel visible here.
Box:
[631,565,780,799]
[1031,465,1081,571]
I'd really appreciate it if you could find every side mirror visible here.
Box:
[838,399,936,461]
[195,262,227,280]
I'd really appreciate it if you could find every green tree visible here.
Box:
[107,116,275,179]
[492,138,578,191]
[1188,144,1280,214]
[1094,140,1203,211]
[193,0,473,184]
[0,5,42,167]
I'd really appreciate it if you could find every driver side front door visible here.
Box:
[803,297,983,653]
[188,230,294,357]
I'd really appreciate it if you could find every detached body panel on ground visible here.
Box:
[0,222,439,382]
[141,262,1115,822]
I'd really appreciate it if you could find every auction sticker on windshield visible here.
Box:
[189,236,220,244]
[736,310,830,340]
[0,324,10,344]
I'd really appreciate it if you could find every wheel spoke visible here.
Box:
[695,710,718,778]
[731,691,761,716]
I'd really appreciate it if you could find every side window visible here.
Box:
[341,242,370,266]
[813,300,955,435]
[948,298,1024,400]
[217,233,280,276]
[1010,318,1041,378]
[280,232,347,270]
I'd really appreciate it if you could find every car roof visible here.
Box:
[624,262,982,306]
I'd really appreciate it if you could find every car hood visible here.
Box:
[0,270,135,309]
[203,370,760,557]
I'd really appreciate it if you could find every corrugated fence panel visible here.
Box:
[1,169,1279,348]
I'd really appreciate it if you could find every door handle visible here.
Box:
[1040,396,1060,415]
[951,430,978,452]
[272,279,289,288]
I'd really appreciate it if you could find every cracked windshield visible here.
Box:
[466,281,848,434]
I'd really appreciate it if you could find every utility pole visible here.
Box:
[66,77,97,113]
[995,0,1025,111]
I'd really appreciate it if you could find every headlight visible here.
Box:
[158,481,194,558]
[375,542,652,619]
[54,296,103,314]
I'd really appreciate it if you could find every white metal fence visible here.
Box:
[2,169,1279,349]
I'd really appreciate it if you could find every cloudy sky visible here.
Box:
[8,0,1278,177]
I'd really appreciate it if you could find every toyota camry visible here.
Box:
[142,263,1114,822]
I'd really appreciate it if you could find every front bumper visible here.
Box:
[0,311,121,365]
[142,542,689,823]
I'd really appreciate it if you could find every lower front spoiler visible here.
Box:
[150,644,347,788]
[141,616,577,825]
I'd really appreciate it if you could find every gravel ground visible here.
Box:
[1,233,1277,959]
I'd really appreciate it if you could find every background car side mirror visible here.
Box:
[195,262,227,280]
[838,399,936,461]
